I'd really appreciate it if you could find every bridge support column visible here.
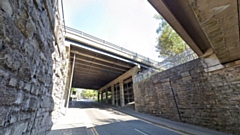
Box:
[101,92,103,102]
[97,92,100,102]
[119,81,125,107]
[105,89,108,104]
[111,85,115,105]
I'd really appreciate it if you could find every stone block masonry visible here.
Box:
[0,0,68,134]
[134,58,240,134]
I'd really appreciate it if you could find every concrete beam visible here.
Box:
[70,50,132,69]
[71,56,128,72]
[148,0,205,56]
[73,70,118,78]
[73,62,124,74]
[148,0,240,64]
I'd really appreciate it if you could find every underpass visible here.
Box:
[64,26,160,108]
[55,1,240,134]
[1,0,240,134]
[57,25,235,135]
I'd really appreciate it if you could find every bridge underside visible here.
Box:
[149,0,240,64]
[69,44,137,90]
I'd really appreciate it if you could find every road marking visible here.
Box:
[134,128,148,135]
[92,127,99,135]
[86,128,94,135]
[86,127,99,135]
[138,119,189,135]
[101,102,187,135]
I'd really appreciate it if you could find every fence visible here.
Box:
[134,49,198,83]
[158,49,198,70]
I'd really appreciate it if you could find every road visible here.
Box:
[50,101,185,135]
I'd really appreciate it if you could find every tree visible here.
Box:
[81,89,97,99]
[155,15,189,58]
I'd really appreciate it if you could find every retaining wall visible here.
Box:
[0,0,68,134]
[134,58,240,134]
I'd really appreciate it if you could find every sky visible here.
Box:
[63,0,161,61]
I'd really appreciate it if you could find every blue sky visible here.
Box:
[63,0,161,61]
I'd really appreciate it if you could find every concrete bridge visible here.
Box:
[64,26,160,106]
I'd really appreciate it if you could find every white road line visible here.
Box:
[138,119,189,135]
[92,127,99,135]
[134,128,148,135]
[104,104,186,134]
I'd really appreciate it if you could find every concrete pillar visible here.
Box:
[105,89,108,104]
[111,85,115,105]
[101,92,103,102]
[119,81,125,107]
[115,85,119,106]
[97,92,100,102]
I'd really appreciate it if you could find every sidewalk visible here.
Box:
[104,103,230,135]
[48,108,91,135]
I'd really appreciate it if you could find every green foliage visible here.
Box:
[71,87,77,92]
[81,89,97,99]
[155,15,189,58]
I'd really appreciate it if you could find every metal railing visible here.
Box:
[65,26,159,66]
[134,49,198,83]
[158,49,198,70]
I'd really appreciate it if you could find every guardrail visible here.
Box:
[65,26,159,66]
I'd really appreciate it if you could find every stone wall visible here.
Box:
[0,0,68,134]
[134,58,240,134]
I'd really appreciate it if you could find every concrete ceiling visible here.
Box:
[70,45,136,89]
[148,0,240,64]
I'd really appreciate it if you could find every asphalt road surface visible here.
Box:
[49,100,186,135]
[64,101,184,135]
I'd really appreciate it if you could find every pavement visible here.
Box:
[106,104,230,135]
[49,101,230,135]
